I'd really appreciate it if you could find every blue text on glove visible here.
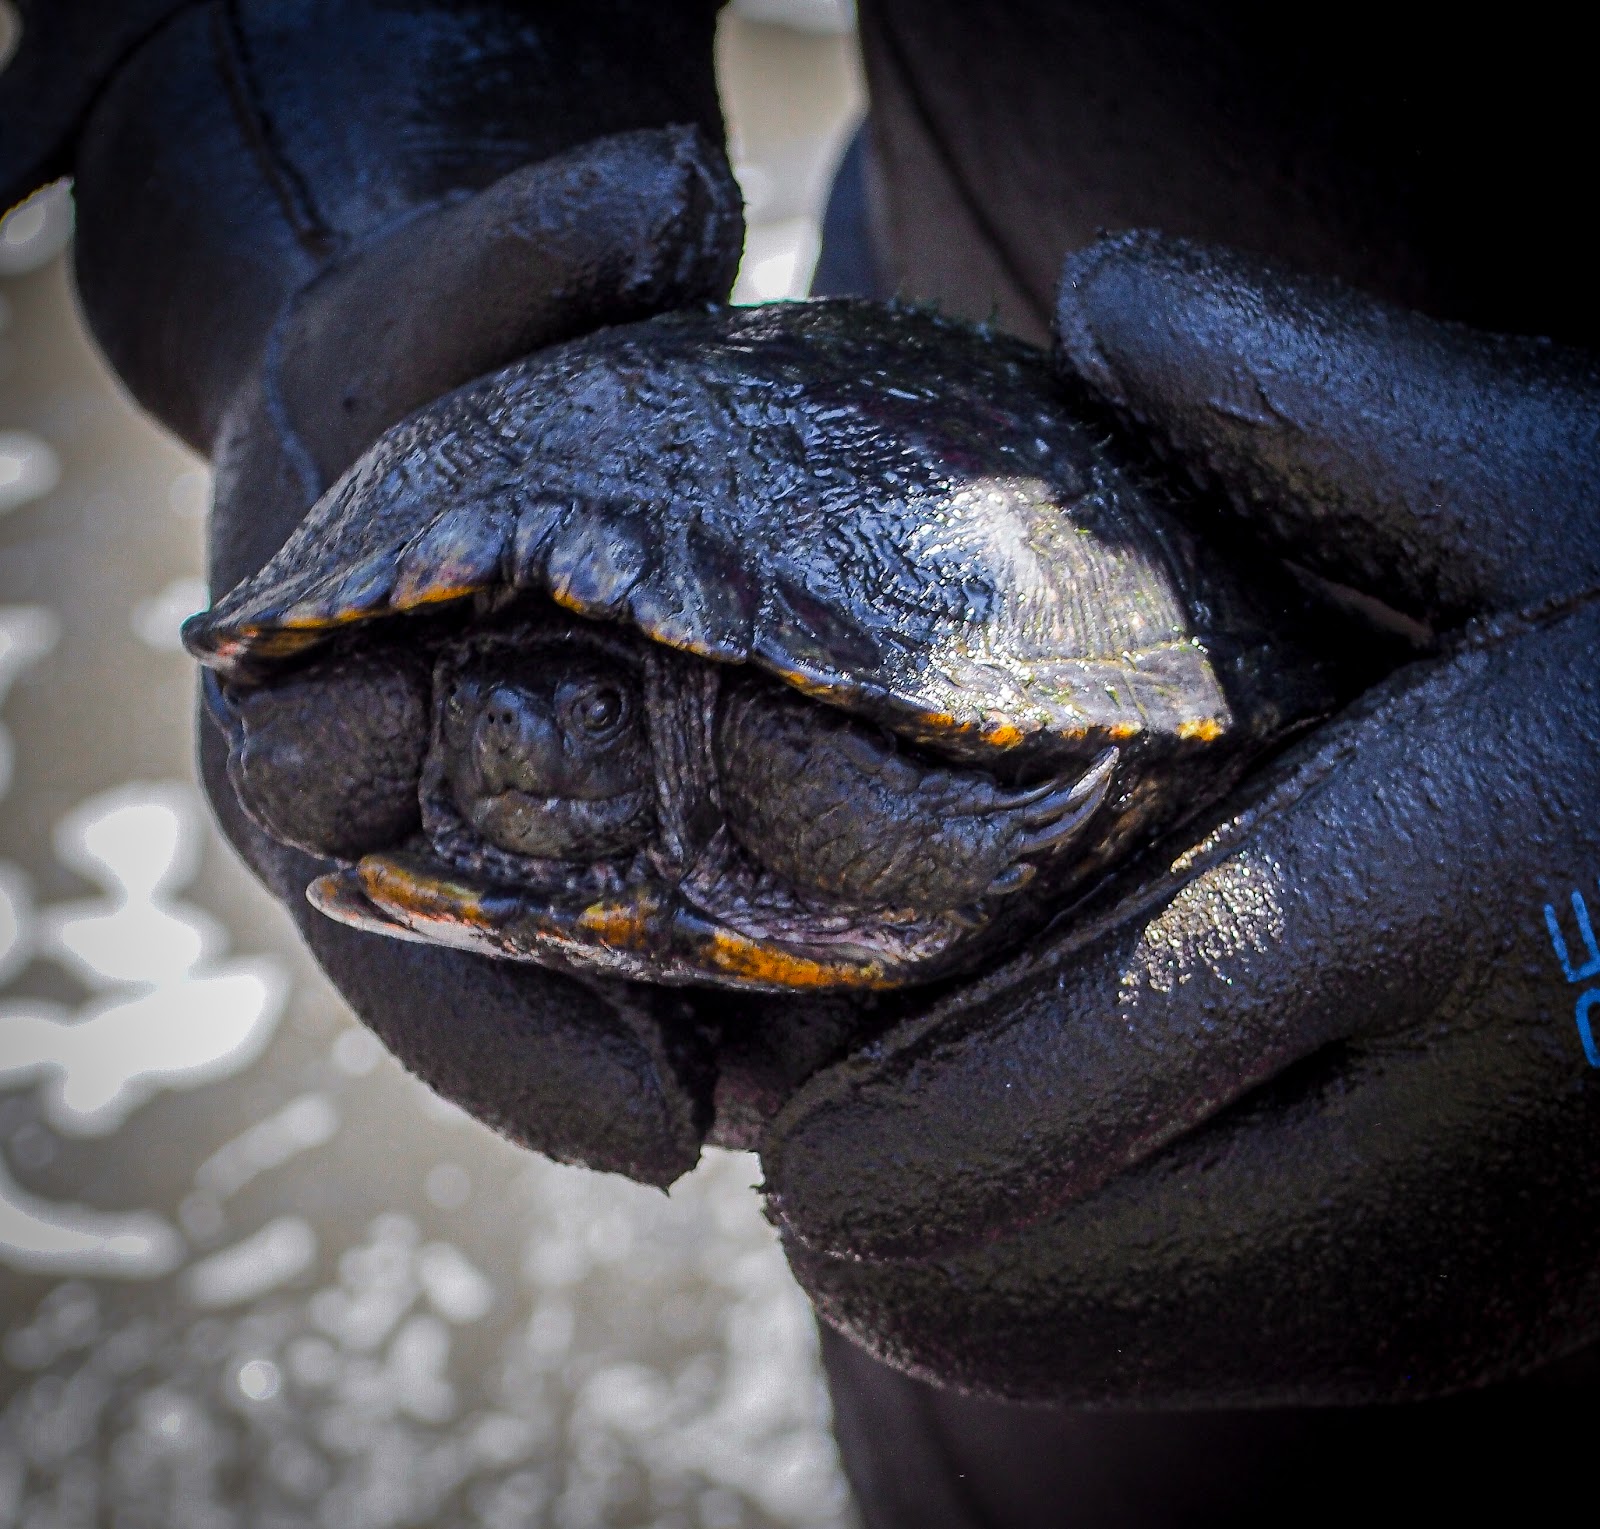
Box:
[1544,887,1600,1067]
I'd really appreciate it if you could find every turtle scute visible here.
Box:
[182,299,1271,760]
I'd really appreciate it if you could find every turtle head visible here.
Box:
[436,630,653,862]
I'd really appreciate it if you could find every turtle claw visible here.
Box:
[984,861,1039,898]
[1018,782,1086,827]
[1019,792,1107,856]
[1063,746,1119,808]
[1000,745,1118,825]
[1016,747,1118,857]
[997,775,1067,811]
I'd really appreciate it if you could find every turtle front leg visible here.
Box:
[715,676,1118,911]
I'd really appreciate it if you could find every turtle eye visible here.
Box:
[561,678,629,740]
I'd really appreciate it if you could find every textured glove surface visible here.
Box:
[765,233,1600,1403]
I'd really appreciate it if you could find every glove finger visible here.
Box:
[199,718,713,1185]
[279,124,744,487]
[208,123,742,606]
[0,0,188,213]
[786,1001,1600,1404]
[1054,230,1600,627]
[763,597,1600,1260]
[194,127,740,1183]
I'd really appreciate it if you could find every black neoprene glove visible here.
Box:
[197,126,745,1189]
[761,231,1600,1404]
[0,0,744,1187]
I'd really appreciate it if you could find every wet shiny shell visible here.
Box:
[184,299,1251,756]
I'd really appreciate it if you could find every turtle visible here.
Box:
[183,298,1334,992]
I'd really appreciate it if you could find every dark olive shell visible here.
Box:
[184,300,1275,759]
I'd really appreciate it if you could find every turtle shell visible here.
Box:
[184,299,1250,755]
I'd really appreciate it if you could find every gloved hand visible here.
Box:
[0,0,743,1188]
[762,231,1600,1404]
[198,126,744,1191]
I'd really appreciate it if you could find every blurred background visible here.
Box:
[0,3,866,1524]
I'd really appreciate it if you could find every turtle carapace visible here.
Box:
[185,299,1332,991]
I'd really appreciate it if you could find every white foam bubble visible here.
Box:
[387,1314,456,1424]
[416,1242,494,1325]
[0,605,60,801]
[0,962,286,1137]
[194,1092,340,1199]
[0,1154,183,1278]
[0,859,31,984]
[236,1357,282,1402]
[185,1217,318,1308]
[0,783,288,1135]
[0,182,74,276]
[130,576,209,653]
[0,431,60,515]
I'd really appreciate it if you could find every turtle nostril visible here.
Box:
[471,685,561,792]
